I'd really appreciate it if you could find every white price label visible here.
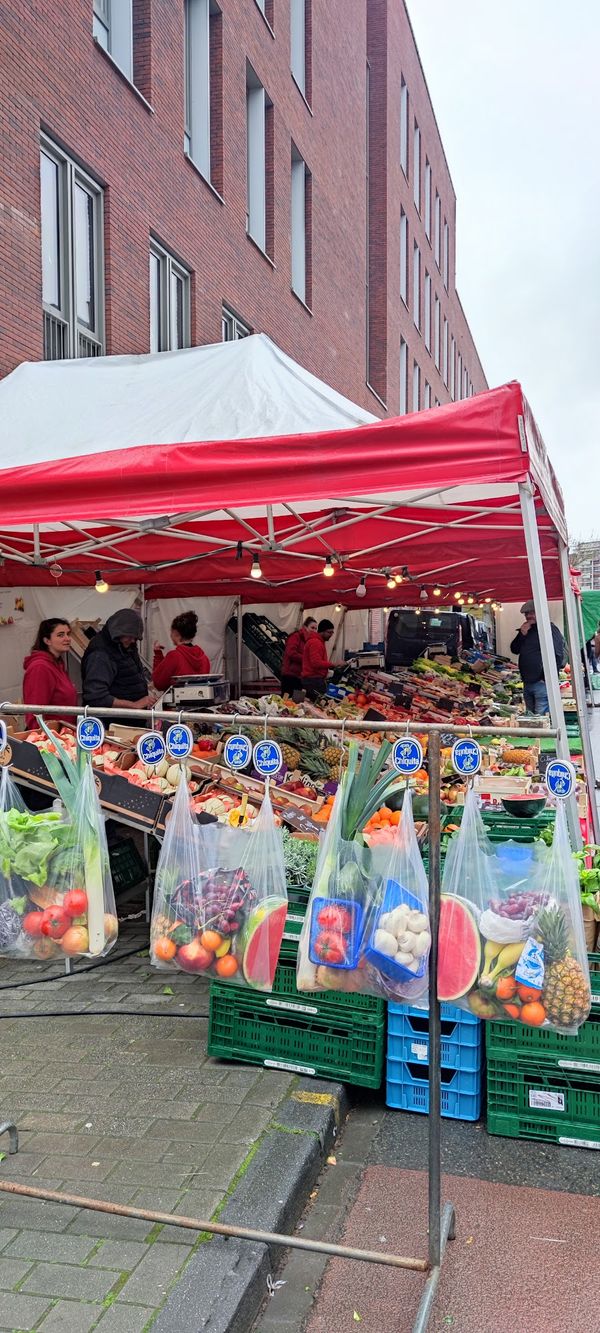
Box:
[528,1090,565,1112]
[266,998,318,1015]
[411,1042,429,1062]
[264,1059,317,1076]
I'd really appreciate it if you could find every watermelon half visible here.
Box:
[437,894,481,1002]
[239,897,288,991]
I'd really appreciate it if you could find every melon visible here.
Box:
[239,897,288,991]
[437,894,481,1002]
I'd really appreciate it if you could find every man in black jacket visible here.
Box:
[510,600,566,715]
[82,609,152,710]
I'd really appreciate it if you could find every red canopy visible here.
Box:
[0,376,567,606]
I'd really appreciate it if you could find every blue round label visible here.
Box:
[165,724,194,760]
[224,734,252,770]
[137,731,167,767]
[545,760,575,799]
[451,738,482,775]
[76,716,105,752]
[392,737,424,775]
[253,740,283,777]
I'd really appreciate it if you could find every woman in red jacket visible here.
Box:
[23,619,78,729]
[152,611,211,691]
[280,617,317,695]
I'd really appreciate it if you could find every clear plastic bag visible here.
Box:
[0,760,117,961]
[296,787,430,1001]
[438,790,591,1032]
[151,780,287,990]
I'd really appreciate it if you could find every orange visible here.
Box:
[520,1001,546,1027]
[153,935,177,962]
[215,954,239,978]
[496,976,518,1001]
[390,810,401,825]
[201,930,223,952]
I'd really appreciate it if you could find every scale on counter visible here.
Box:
[158,674,231,711]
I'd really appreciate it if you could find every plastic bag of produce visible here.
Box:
[152,780,287,990]
[364,787,431,1004]
[40,760,118,960]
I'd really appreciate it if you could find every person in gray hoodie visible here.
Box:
[82,609,152,710]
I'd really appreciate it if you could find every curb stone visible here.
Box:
[151,1079,349,1333]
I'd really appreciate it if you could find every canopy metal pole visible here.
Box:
[518,483,581,848]
[559,543,600,843]
[236,597,243,698]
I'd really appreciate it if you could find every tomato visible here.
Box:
[316,906,352,933]
[61,925,89,956]
[313,931,347,964]
[40,905,71,939]
[177,941,214,972]
[23,911,44,937]
[63,889,88,918]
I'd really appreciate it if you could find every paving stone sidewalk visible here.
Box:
[0,921,294,1332]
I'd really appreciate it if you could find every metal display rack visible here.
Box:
[0,702,559,1331]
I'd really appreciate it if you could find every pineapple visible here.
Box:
[323,745,348,770]
[537,906,591,1027]
[281,744,301,771]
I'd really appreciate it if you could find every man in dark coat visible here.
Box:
[510,600,566,715]
[82,609,152,710]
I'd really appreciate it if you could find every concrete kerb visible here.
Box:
[151,1078,349,1333]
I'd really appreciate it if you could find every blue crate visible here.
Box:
[387,1003,483,1073]
[386,1057,483,1121]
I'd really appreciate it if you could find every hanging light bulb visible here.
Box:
[491,602,499,612]
[454,590,462,601]
[393,573,403,585]
[334,603,342,613]
[323,556,335,577]
[383,606,390,614]
[415,607,421,616]
[49,563,63,582]
[356,577,367,598]
[419,586,428,602]
[386,574,396,590]
[458,596,465,605]
[250,554,262,580]
[433,585,441,597]
[467,594,475,606]
[94,570,109,594]
[484,597,492,604]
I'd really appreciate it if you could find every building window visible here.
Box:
[254,0,274,25]
[413,243,420,331]
[424,160,432,241]
[413,122,421,211]
[291,145,311,306]
[400,209,408,305]
[443,219,449,289]
[450,335,456,399]
[424,380,431,409]
[222,305,251,340]
[40,138,104,361]
[434,294,441,369]
[412,360,420,412]
[149,240,190,353]
[424,271,431,351]
[93,0,133,79]
[457,352,463,398]
[399,338,408,413]
[246,64,273,256]
[400,77,408,176]
[291,0,311,102]
[184,0,223,193]
[443,317,448,385]
[434,192,441,268]
[463,367,469,399]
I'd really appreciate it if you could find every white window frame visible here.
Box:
[434,192,441,268]
[400,77,408,176]
[40,136,104,361]
[450,335,456,399]
[424,271,431,352]
[457,352,463,398]
[412,359,420,412]
[424,159,432,241]
[434,294,441,370]
[443,219,449,289]
[149,239,191,353]
[443,316,448,385]
[399,338,408,413]
[222,305,251,340]
[424,381,431,409]
[246,64,267,251]
[413,122,420,211]
[413,242,420,331]
[463,367,469,399]
[400,209,408,305]
[290,0,306,97]
[291,145,309,303]
[93,0,133,81]
[185,0,220,181]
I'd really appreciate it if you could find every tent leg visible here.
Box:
[236,597,243,699]
[559,545,600,843]
[518,483,581,848]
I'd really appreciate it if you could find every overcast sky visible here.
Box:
[406,0,600,541]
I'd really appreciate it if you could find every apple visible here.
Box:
[177,941,214,973]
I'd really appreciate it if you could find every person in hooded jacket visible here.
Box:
[23,619,78,729]
[152,611,211,691]
[82,609,152,710]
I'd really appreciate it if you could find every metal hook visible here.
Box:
[263,713,268,741]
[151,707,156,731]
[338,717,347,782]
[84,705,89,719]
[178,709,184,727]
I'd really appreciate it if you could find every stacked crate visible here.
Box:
[486,954,600,1147]
[386,1002,484,1120]
[208,843,387,1088]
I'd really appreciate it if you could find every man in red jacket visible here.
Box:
[301,619,336,699]
[280,617,317,695]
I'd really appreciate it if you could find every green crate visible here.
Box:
[486,1108,600,1148]
[208,969,385,1087]
[487,1052,600,1145]
[272,957,385,1018]
[486,1007,600,1066]
[108,838,148,893]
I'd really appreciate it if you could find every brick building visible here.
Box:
[0,0,486,414]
